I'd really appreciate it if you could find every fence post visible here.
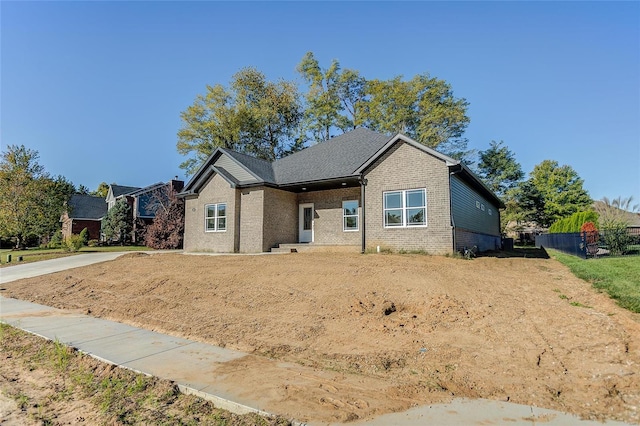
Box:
[581,231,587,259]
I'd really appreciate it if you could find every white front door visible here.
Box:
[299,203,314,243]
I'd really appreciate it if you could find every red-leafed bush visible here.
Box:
[143,187,184,249]
[580,221,599,245]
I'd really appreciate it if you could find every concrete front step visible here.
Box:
[271,243,360,253]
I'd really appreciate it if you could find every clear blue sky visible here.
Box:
[2,1,639,202]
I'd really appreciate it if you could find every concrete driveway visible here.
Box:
[0,251,149,284]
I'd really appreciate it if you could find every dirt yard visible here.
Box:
[2,251,639,423]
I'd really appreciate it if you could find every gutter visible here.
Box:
[360,176,367,254]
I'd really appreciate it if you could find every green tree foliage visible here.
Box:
[476,141,524,197]
[526,160,592,227]
[297,53,471,158]
[365,74,471,160]
[594,196,638,255]
[0,145,74,248]
[297,52,342,142]
[509,180,547,226]
[548,211,599,233]
[76,185,90,195]
[101,199,132,245]
[178,54,474,174]
[91,182,110,198]
[177,68,303,175]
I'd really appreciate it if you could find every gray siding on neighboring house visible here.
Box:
[364,142,453,254]
[183,173,237,252]
[297,187,361,246]
[450,174,501,252]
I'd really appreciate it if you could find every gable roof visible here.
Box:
[111,185,141,198]
[180,128,503,207]
[273,128,392,185]
[127,182,166,197]
[67,194,108,220]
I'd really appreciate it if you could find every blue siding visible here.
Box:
[450,175,500,236]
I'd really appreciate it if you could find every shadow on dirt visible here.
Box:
[478,247,550,259]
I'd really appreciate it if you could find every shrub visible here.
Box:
[87,239,100,247]
[79,228,89,245]
[549,211,599,233]
[48,230,63,249]
[64,234,85,252]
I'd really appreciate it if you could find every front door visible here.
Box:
[299,203,314,243]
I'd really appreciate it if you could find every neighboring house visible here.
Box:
[105,184,142,210]
[105,180,184,243]
[60,194,108,240]
[180,128,503,254]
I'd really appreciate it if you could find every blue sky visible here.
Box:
[2,1,638,203]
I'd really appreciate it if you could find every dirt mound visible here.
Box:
[3,252,639,423]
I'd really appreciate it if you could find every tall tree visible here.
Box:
[0,145,45,247]
[233,68,304,160]
[101,199,132,245]
[336,69,367,132]
[177,68,303,175]
[36,175,75,240]
[526,160,592,227]
[0,145,72,247]
[476,141,524,197]
[297,52,342,142]
[364,73,472,160]
[91,182,110,198]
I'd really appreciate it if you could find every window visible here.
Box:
[343,200,359,231]
[205,203,226,232]
[383,189,427,227]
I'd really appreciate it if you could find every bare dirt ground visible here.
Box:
[2,251,639,424]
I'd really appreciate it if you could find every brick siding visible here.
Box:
[363,142,454,254]
[297,187,361,245]
[183,174,236,252]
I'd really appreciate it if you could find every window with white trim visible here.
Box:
[205,203,226,232]
[383,189,427,227]
[343,200,359,231]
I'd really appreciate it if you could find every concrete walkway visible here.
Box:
[0,254,632,425]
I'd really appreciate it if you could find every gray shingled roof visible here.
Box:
[111,185,141,197]
[273,128,392,184]
[68,194,107,219]
[182,128,502,207]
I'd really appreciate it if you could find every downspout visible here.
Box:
[360,176,368,254]
[449,166,463,253]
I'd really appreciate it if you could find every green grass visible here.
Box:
[550,249,640,313]
[1,323,290,425]
[0,245,154,267]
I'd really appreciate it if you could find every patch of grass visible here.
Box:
[569,301,592,308]
[0,323,291,425]
[550,249,640,313]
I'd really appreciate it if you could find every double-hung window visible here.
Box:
[205,203,226,232]
[383,189,427,227]
[343,200,359,231]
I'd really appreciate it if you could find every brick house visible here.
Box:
[179,128,503,254]
[60,194,108,240]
